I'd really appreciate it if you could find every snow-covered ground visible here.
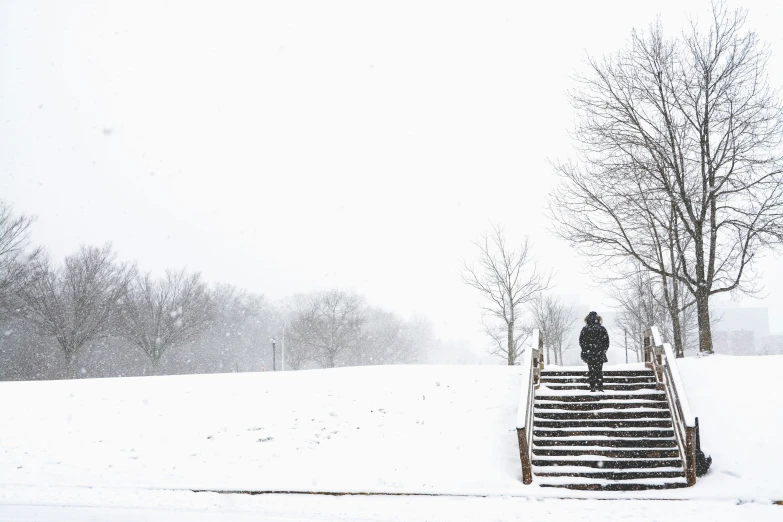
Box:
[0,356,781,519]
[0,365,521,495]
[0,487,780,521]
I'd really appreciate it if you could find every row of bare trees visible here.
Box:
[549,2,783,355]
[0,202,432,379]
[7,235,215,373]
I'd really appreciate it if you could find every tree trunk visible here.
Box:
[668,279,685,358]
[64,352,76,379]
[661,272,685,358]
[671,277,684,357]
[671,312,684,357]
[507,320,515,365]
[695,289,714,353]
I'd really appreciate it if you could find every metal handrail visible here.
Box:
[516,329,543,484]
[644,326,697,486]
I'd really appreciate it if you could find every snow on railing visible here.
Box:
[662,343,696,427]
[644,325,698,486]
[516,329,542,485]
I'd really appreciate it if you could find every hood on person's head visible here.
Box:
[585,311,602,325]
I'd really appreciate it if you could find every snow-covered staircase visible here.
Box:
[530,368,688,490]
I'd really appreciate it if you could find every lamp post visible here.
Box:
[271,337,276,372]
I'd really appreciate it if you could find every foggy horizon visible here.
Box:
[4,0,783,363]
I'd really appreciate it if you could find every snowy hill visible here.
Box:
[0,357,781,503]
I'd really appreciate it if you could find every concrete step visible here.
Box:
[534,470,685,481]
[532,458,683,469]
[534,401,669,410]
[541,379,658,391]
[536,393,666,402]
[534,419,673,429]
[534,410,672,420]
[533,438,678,448]
[541,370,653,377]
[540,377,656,384]
[539,481,688,491]
[532,448,681,459]
[534,428,674,438]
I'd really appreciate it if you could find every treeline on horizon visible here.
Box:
[0,201,437,381]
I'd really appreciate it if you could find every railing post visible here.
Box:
[532,350,539,385]
[533,333,544,385]
[517,427,532,484]
[643,331,652,368]
[685,426,697,486]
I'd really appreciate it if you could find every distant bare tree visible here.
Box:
[549,3,783,353]
[289,290,365,368]
[285,298,430,369]
[282,294,319,370]
[611,269,668,361]
[0,202,41,313]
[118,269,214,370]
[192,284,277,373]
[20,244,135,370]
[529,295,577,365]
[463,225,551,365]
[356,309,427,366]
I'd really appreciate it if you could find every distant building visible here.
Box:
[761,335,783,355]
[711,306,769,355]
[712,329,755,355]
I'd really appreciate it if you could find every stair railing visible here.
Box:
[516,329,543,484]
[644,326,697,486]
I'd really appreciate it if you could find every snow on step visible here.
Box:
[534,443,677,450]
[532,465,685,474]
[533,429,674,441]
[536,401,669,412]
[534,426,673,431]
[536,386,664,396]
[535,475,688,486]
[535,395,666,404]
[531,454,682,462]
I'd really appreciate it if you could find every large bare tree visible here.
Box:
[463,225,551,365]
[0,202,41,313]
[549,3,783,353]
[117,269,214,370]
[20,244,135,369]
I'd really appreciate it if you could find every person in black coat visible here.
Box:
[579,311,609,392]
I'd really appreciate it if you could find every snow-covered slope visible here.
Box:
[0,357,780,501]
[0,365,523,495]
[678,354,783,501]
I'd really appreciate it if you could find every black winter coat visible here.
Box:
[579,313,609,364]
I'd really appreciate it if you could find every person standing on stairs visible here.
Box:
[579,311,609,392]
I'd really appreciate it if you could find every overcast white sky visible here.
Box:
[2,0,783,359]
